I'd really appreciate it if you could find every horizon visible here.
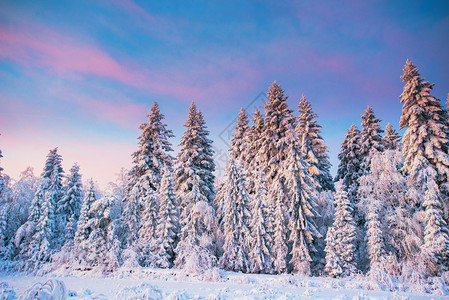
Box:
[1,0,448,188]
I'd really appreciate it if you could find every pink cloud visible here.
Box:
[0,21,263,105]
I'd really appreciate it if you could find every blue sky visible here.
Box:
[1,0,448,187]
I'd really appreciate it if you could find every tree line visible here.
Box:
[0,59,448,284]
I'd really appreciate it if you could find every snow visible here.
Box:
[0,268,445,299]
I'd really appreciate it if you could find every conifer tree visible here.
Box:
[324,188,357,277]
[365,197,386,271]
[335,124,362,202]
[123,102,174,247]
[218,159,251,272]
[399,60,449,208]
[58,163,83,243]
[246,109,264,167]
[128,102,174,191]
[422,179,449,275]
[74,179,97,243]
[174,199,217,274]
[383,123,401,150]
[272,183,288,274]
[296,94,334,191]
[359,106,384,175]
[175,102,215,220]
[230,108,249,165]
[151,165,179,268]
[284,129,320,275]
[248,167,272,273]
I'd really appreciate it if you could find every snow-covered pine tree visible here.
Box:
[271,181,288,274]
[244,109,265,195]
[365,196,386,272]
[383,123,401,150]
[193,109,216,204]
[296,94,334,192]
[230,108,249,165]
[359,106,384,176]
[248,166,272,273]
[58,163,83,244]
[335,124,362,202]
[74,179,97,244]
[151,165,179,268]
[78,196,121,272]
[284,128,321,275]
[357,150,414,269]
[128,102,174,192]
[123,102,174,247]
[0,203,9,259]
[175,102,215,221]
[422,178,449,275]
[246,109,264,168]
[399,60,449,214]
[19,148,65,263]
[174,199,217,274]
[218,159,251,272]
[324,187,357,277]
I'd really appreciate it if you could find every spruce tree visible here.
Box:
[230,108,249,165]
[335,124,362,202]
[128,102,174,191]
[248,167,272,273]
[218,159,251,272]
[383,123,401,150]
[365,197,386,271]
[324,188,357,277]
[359,106,384,175]
[422,179,449,275]
[175,102,215,220]
[74,179,97,243]
[296,94,334,192]
[246,109,264,167]
[124,102,174,247]
[174,200,217,274]
[272,183,288,274]
[58,163,83,243]
[25,148,65,262]
[284,129,320,275]
[399,59,449,206]
[151,165,180,268]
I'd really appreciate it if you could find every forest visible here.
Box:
[0,59,448,291]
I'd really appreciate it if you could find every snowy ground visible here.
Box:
[0,267,447,299]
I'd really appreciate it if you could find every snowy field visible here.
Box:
[0,268,446,299]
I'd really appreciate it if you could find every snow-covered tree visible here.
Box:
[77,196,121,272]
[246,109,265,168]
[422,179,449,275]
[15,148,64,264]
[230,108,250,165]
[175,102,215,220]
[324,188,357,277]
[128,102,174,192]
[218,159,251,272]
[74,179,97,244]
[357,150,415,265]
[123,102,174,247]
[359,106,384,175]
[365,196,386,271]
[335,124,362,202]
[296,94,334,192]
[58,164,83,243]
[383,123,401,150]
[271,182,288,274]
[248,167,272,273]
[151,165,179,268]
[174,200,217,274]
[284,129,320,275]
[399,60,449,209]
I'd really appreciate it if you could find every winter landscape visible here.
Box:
[1,1,449,299]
